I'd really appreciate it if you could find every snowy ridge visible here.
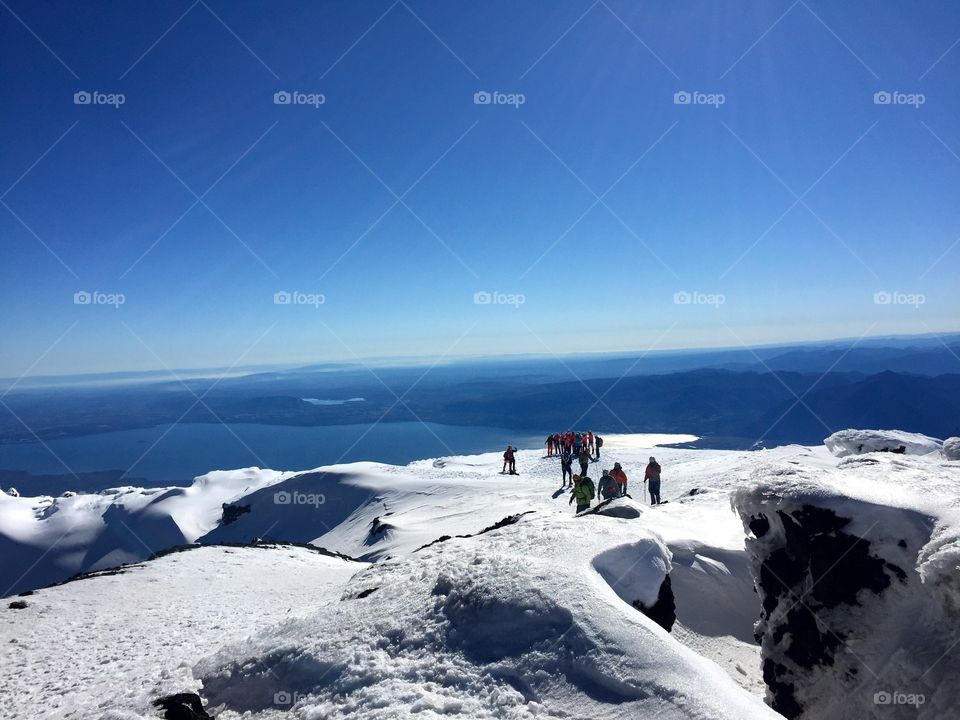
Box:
[0,468,291,596]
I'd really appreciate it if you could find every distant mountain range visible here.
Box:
[1,335,958,450]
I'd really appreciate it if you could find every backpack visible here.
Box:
[596,436,604,448]
[583,477,595,500]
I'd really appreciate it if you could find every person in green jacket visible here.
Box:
[569,474,595,513]
[578,446,591,476]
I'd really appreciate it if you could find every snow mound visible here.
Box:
[942,437,960,461]
[592,538,670,609]
[196,513,778,719]
[593,497,644,518]
[824,429,942,457]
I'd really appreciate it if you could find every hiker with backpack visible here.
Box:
[593,434,603,460]
[645,457,662,505]
[610,462,628,497]
[503,446,517,475]
[560,449,573,487]
[546,434,554,457]
[578,446,591,477]
[569,474,595,513]
[598,469,619,501]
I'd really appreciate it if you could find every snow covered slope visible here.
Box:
[0,544,363,720]
[195,512,778,720]
[2,431,958,719]
[0,468,289,596]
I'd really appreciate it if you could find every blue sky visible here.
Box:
[1,0,958,376]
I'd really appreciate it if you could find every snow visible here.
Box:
[824,428,943,457]
[1,430,957,719]
[0,544,362,720]
[0,468,290,596]
[196,512,776,720]
[942,437,960,461]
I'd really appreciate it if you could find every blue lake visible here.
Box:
[0,422,546,488]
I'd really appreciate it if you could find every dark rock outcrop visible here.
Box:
[745,504,907,719]
[634,575,675,632]
[153,692,213,719]
[220,503,251,526]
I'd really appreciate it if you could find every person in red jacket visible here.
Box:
[503,446,517,475]
[645,456,662,505]
[610,462,628,497]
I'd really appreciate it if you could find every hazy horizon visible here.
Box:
[3,327,958,388]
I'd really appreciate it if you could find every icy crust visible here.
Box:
[824,429,942,458]
[195,514,779,720]
[732,457,960,720]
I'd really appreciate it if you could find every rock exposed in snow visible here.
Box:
[824,429,942,458]
[733,454,960,719]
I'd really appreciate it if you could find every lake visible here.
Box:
[0,422,548,491]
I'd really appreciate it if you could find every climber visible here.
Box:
[645,456,662,505]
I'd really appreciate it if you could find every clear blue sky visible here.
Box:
[1,0,958,376]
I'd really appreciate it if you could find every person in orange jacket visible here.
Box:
[609,462,628,497]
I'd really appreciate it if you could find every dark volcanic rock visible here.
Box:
[153,692,213,719]
[221,503,251,526]
[748,504,906,719]
[634,575,676,632]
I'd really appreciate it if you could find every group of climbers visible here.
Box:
[504,440,664,513]
[546,431,603,460]
[569,457,663,514]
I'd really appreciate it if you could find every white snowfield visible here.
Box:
[0,431,957,719]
